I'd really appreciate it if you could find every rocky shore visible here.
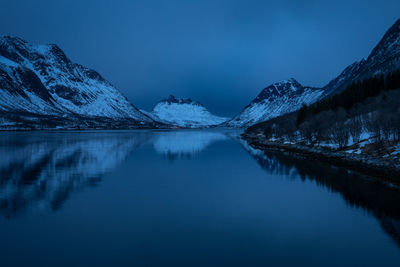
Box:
[242,133,400,185]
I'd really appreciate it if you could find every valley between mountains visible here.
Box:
[1,19,400,136]
[0,35,336,130]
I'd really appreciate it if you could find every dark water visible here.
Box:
[0,130,399,266]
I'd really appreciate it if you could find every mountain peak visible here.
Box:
[279,78,298,84]
[166,94,180,102]
[159,95,200,106]
[251,78,305,104]
[274,78,302,89]
[0,35,27,45]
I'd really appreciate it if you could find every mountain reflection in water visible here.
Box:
[0,130,231,218]
[0,131,148,218]
[240,140,400,248]
[0,130,399,251]
[153,131,228,160]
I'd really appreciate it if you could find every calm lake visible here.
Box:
[0,130,399,266]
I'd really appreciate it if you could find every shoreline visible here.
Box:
[241,133,400,186]
[0,125,236,132]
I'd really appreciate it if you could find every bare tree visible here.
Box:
[348,116,362,143]
[299,121,314,144]
[366,112,383,143]
[331,122,349,148]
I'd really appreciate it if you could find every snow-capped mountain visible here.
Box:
[145,95,229,128]
[226,18,400,128]
[323,18,400,96]
[225,79,324,127]
[0,36,153,128]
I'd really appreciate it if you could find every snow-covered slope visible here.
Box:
[0,36,152,124]
[225,79,324,127]
[147,95,229,128]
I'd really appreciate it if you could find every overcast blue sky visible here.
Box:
[1,0,399,116]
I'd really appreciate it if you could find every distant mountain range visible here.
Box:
[0,18,399,129]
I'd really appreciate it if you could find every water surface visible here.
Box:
[0,130,399,266]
